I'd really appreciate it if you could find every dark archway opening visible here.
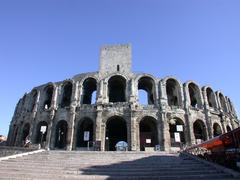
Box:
[105,116,127,151]
[189,83,201,108]
[108,76,126,103]
[213,123,222,137]
[77,118,94,148]
[219,93,227,112]
[21,123,30,145]
[82,78,97,104]
[61,82,72,108]
[226,125,232,132]
[138,77,155,105]
[166,79,181,107]
[35,121,48,146]
[206,87,217,108]
[43,86,53,110]
[139,117,158,151]
[55,120,68,149]
[169,119,185,147]
[193,120,207,144]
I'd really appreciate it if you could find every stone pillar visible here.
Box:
[95,105,104,151]
[202,89,213,139]
[159,80,168,110]
[130,110,137,151]
[129,79,136,103]
[97,80,104,104]
[185,113,195,145]
[162,113,170,152]
[103,80,108,103]
[67,82,78,151]
[127,120,131,151]
[15,121,24,146]
[45,85,58,150]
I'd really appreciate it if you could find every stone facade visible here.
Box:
[7,44,239,152]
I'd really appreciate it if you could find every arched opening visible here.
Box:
[138,77,155,105]
[206,87,217,108]
[30,90,37,112]
[226,125,232,132]
[105,116,127,151]
[21,123,30,145]
[43,86,53,110]
[108,76,126,103]
[188,83,202,108]
[213,123,222,137]
[139,117,158,151]
[76,118,94,148]
[166,79,181,107]
[169,118,185,147]
[55,120,68,149]
[61,82,72,108]
[82,78,97,104]
[35,121,48,146]
[193,120,207,144]
[219,93,227,112]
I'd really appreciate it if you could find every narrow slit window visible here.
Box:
[117,65,120,72]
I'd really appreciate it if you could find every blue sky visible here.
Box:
[0,0,240,136]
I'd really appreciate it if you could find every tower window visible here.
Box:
[117,65,120,72]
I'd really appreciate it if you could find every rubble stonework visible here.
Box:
[7,44,239,152]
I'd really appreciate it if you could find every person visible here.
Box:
[24,135,31,147]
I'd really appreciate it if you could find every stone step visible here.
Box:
[0,151,237,180]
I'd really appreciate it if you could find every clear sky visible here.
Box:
[0,0,240,136]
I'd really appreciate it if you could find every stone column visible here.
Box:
[129,79,136,103]
[130,110,137,151]
[67,82,78,151]
[185,113,195,145]
[103,80,108,103]
[97,80,104,104]
[45,85,58,150]
[162,113,170,152]
[202,89,213,139]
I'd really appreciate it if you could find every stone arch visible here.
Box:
[165,78,182,107]
[82,77,97,104]
[213,123,222,137]
[60,81,73,108]
[108,75,126,103]
[21,123,30,145]
[29,89,38,112]
[217,92,228,112]
[139,116,158,151]
[42,85,54,110]
[204,86,217,109]
[186,82,203,108]
[35,121,48,145]
[76,117,94,148]
[55,120,68,149]
[105,116,127,151]
[169,118,186,147]
[193,120,207,144]
[138,76,156,105]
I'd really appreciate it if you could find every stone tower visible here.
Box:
[99,44,132,75]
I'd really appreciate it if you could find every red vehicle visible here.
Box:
[186,127,240,170]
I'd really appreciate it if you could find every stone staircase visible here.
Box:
[0,150,238,180]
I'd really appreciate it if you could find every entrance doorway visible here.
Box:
[139,117,158,151]
[55,120,68,149]
[105,116,127,151]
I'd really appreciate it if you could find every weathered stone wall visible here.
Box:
[7,44,240,152]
